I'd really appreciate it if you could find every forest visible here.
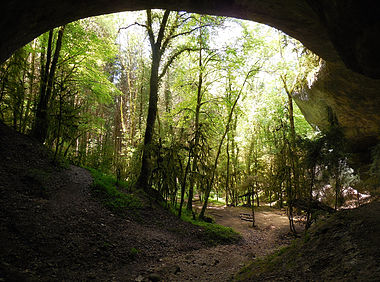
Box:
[1,10,373,226]
[0,10,377,227]
[1,6,380,281]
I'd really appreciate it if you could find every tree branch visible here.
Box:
[156,10,171,48]
[146,9,155,48]
[118,22,148,33]
[158,47,199,80]
[172,24,213,42]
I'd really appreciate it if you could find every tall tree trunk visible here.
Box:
[225,139,230,206]
[187,56,202,211]
[198,68,253,219]
[21,40,37,133]
[32,26,65,143]
[306,165,316,229]
[136,10,170,191]
[53,91,63,162]
[137,44,160,191]
[282,76,298,235]
[179,149,192,217]
[32,30,53,140]
[251,184,256,227]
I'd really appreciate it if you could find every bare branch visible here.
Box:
[171,24,213,41]
[199,97,224,107]
[118,22,147,33]
[174,107,196,116]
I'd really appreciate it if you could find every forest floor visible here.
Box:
[1,120,379,281]
[235,200,380,281]
[147,204,298,281]
[0,121,295,281]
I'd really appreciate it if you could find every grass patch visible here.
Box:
[235,241,298,281]
[171,207,241,246]
[87,168,142,215]
[208,198,226,206]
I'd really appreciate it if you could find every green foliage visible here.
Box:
[235,243,296,281]
[0,9,359,226]
[87,167,142,214]
[129,247,139,259]
[173,207,241,245]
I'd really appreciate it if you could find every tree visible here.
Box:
[32,25,65,143]
[134,10,192,191]
[185,15,224,211]
[199,66,256,219]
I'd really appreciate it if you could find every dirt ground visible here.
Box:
[236,200,380,281]
[144,204,297,281]
[2,121,379,281]
[0,121,296,281]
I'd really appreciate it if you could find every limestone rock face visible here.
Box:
[294,61,380,153]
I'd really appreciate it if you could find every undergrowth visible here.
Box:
[88,168,240,245]
[235,242,296,281]
[87,168,142,215]
[171,206,241,246]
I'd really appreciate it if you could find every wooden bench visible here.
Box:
[239,213,253,222]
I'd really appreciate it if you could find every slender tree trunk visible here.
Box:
[136,10,170,191]
[251,185,256,227]
[32,26,65,143]
[199,91,241,219]
[306,166,316,229]
[53,92,63,162]
[138,65,144,137]
[179,150,191,217]
[22,40,36,134]
[225,139,230,206]
[32,30,53,140]
[285,90,298,235]
[256,183,260,207]
[187,32,203,211]
[137,46,160,191]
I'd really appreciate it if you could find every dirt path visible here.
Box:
[144,205,295,281]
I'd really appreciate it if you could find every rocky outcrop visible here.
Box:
[294,61,380,153]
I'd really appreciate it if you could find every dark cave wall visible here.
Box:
[307,0,380,79]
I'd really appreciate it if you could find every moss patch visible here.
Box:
[172,207,241,246]
[87,168,142,215]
